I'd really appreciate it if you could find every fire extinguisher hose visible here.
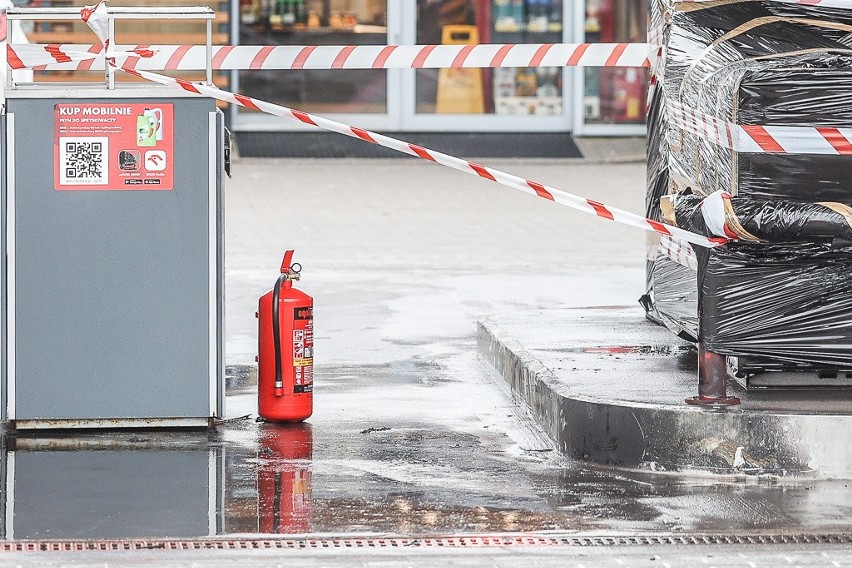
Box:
[272,274,287,395]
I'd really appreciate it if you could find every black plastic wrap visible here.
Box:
[651,256,699,341]
[670,192,852,242]
[663,2,852,199]
[644,0,852,372]
[644,0,676,322]
[736,67,852,203]
[700,243,852,367]
[737,153,852,203]
[644,85,670,323]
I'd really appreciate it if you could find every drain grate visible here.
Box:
[3,533,852,552]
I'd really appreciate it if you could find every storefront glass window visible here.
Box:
[583,0,648,125]
[416,0,564,116]
[238,0,388,114]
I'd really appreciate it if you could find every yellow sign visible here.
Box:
[436,25,485,114]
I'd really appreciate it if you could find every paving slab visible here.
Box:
[478,307,852,478]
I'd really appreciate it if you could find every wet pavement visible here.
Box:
[479,306,852,477]
[2,158,851,564]
[5,362,852,541]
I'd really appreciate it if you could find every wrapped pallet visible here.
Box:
[644,0,852,375]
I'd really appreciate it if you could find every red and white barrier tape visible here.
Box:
[8,42,652,72]
[668,101,852,155]
[120,63,723,248]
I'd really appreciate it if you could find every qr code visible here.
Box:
[59,137,109,185]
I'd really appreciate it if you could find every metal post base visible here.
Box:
[685,345,740,406]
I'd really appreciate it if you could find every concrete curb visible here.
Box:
[477,315,852,479]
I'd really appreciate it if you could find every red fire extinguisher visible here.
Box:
[257,250,313,422]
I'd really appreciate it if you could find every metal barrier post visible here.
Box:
[685,346,741,406]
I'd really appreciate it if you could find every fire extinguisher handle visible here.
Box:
[280,250,295,274]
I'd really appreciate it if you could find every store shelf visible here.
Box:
[493,22,562,33]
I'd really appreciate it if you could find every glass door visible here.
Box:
[400,0,573,132]
[573,0,648,135]
[232,0,400,131]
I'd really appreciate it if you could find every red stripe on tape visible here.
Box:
[451,44,476,68]
[527,180,555,201]
[588,200,614,220]
[723,224,739,240]
[817,127,852,155]
[604,43,628,66]
[292,110,317,126]
[469,162,496,181]
[351,127,377,144]
[412,45,437,68]
[647,219,673,236]
[409,144,436,161]
[234,93,261,111]
[123,44,149,70]
[45,44,72,64]
[529,44,554,67]
[372,45,397,68]
[249,45,276,69]
[331,45,357,69]
[490,45,514,68]
[165,44,193,70]
[77,44,103,71]
[292,45,318,69]
[177,79,201,94]
[566,44,590,66]
[741,125,785,153]
[212,45,236,69]
[6,45,25,69]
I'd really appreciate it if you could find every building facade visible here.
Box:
[230,0,648,137]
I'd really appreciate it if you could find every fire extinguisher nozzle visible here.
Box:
[275,387,284,397]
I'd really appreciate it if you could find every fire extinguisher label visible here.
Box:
[293,311,314,394]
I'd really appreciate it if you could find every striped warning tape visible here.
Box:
[680,0,851,7]
[668,101,852,155]
[115,62,722,249]
[8,42,653,72]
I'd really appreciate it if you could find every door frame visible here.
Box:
[397,0,575,133]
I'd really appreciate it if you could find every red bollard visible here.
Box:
[685,345,741,406]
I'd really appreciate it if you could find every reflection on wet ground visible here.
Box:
[1,363,851,540]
